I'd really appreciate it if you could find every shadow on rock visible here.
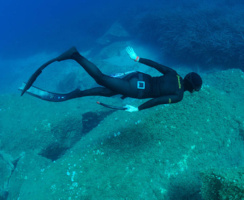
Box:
[38,110,114,161]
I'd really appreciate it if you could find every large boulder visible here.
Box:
[9,70,244,199]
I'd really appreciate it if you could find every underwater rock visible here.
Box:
[37,117,83,161]
[56,72,79,93]
[82,110,113,134]
[16,81,244,199]
[38,142,69,161]
[2,69,244,199]
[38,110,113,161]
[7,152,50,200]
[0,151,25,200]
[0,189,8,200]
[0,152,12,200]
[96,22,130,45]
[201,168,244,200]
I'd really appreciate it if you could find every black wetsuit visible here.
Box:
[21,48,185,111]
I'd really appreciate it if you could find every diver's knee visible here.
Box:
[95,75,107,86]
[96,78,104,86]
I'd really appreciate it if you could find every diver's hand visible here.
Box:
[124,105,139,112]
[126,46,140,62]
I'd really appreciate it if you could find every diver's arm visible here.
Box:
[139,58,175,74]
[126,46,175,74]
[138,94,183,111]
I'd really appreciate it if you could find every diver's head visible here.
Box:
[184,72,202,93]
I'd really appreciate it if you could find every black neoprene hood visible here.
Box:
[184,72,202,92]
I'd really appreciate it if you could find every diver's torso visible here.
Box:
[136,71,183,98]
[124,71,183,99]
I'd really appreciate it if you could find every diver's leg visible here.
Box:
[56,47,106,85]
[68,52,138,98]
[77,87,118,97]
[56,47,79,61]
[19,83,117,102]
[48,46,135,97]
[47,47,138,98]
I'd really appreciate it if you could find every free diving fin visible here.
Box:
[20,58,57,96]
[21,47,79,96]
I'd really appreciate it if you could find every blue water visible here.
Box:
[0,0,243,93]
[0,0,135,58]
[1,0,241,59]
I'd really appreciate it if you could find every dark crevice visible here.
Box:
[82,110,114,133]
[0,190,8,200]
[239,128,244,141]
[38,142,69,161]
[38,110,114,161]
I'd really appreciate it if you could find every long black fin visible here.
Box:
[21,47,79,96]
[21,58,57,96]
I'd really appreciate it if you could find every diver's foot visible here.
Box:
[56,47,80,61]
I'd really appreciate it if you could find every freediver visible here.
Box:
[20,46,202,112]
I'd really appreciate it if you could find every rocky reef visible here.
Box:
[0,69,244,199]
